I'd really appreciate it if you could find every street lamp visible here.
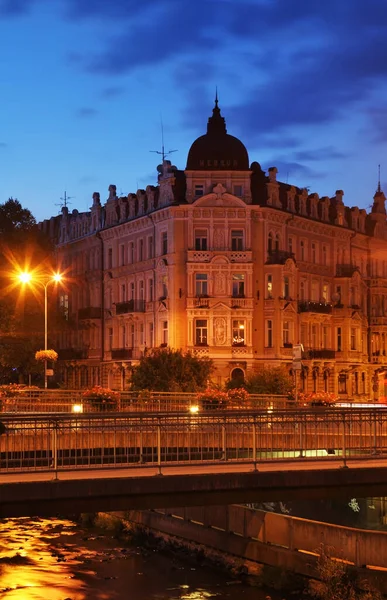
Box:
[18,272,63,388]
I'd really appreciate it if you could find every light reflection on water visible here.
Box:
[0,517,284,600]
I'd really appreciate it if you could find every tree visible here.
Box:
[130,348,214,392]
[227,366,293,395]
[0,198,36,234]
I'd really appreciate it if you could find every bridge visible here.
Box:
[2,408,387,517]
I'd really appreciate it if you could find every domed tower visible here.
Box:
[185,95,252,203]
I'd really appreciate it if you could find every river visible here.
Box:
[0,517,288,600]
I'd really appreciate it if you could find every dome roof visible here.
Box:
[186,98,249,171]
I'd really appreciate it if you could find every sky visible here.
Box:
[2,0,387,222]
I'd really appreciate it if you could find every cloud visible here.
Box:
[76,107,98,118]
[264,160,325,184]
[294,147,346,162]
[100,86,125,99]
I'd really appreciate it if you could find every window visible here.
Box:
[311,242,316,263]
[148,278,154,302]
[148,236,154,259]
[162,321,168,345]
[322,245,327,265]
[268,232,273,254]
[129,242,135,264]
[311,280,318,301]
[283,321,291,346]
[59,294,69,320]
[275,234,280,251]
[121,325,126,347]
[130,324,135,348]
[337,327,342,352]
[195,229,208,251]
[139,239,144,262]
[283,276,290,299]
[232,273,245,297]
[311,324,317,348]
[195,273,208,296]
[130,282,135,300]
[139,280,144,301]
[266,320,273,348]
[120,284,126,302]
[288,237,293,254]
[108,327,113,350]
[322,325,329,349]
[162,231,168,255]
[149,322,154,348]
[300,240,305,261]
[139,323,144,346]
[231,230,244,251]
[120,244,125,266]
[322,283,329,302]
[233,184,243,197]
[362,372,366,394]
[195,319,208,345]
[301,323,307,346]
[338,373,347,394]
[194,184,204,197]
[232,320,245,346]
[107,247,113,269]
[267,274,273,298]
[300,280,305,301]
[161,275,168,298]
[351,327,356,350]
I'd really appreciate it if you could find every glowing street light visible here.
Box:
[17,271,63,388]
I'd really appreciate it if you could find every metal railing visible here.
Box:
[1,390,290,414]
[1,408,387,473]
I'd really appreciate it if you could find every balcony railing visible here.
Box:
[336,264,359,278]
[266,250,295,265]
[111,348,133,360]
[195,296,210,308]
[78,307,102,320]
[302,349,336,359]
[231,296,246,308]
[298,300,332,314]
[115,299,145,314]
[58,348,89,360]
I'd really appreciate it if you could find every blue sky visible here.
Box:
[2,0,387,222]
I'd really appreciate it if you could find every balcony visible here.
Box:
[302,349,336,360]
[266,250,295,265]
[231,296,247,308]
[336,264,359,278]
[195,296,210,308]
[187,249,252,263]
[111,348,133,360]
[115,299,145,314]
[78,306,102,320]
[298,300,332,314]
[58,348,89,360]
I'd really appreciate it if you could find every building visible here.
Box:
[40,99,387,400]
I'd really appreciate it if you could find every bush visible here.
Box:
[298,392,338,407]
[227,387,250,408]
[83,386,120,411]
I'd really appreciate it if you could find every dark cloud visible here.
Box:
[0,0,37,16]
[100,86,125,99]
[294,147,346,162]
[76,107,98,118]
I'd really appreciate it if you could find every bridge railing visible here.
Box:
[0,390,290,413]
[1,408,387,473]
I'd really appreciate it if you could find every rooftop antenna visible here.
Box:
[150,117,177,163]
[378,164,381,192]
[56,190,73,212]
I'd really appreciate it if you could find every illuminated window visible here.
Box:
[232,274,245,297]
[195,273,208,296]
[267,274,273,298]
[195,319,208,345]
[322,283,329,302]
[232,320,245,346]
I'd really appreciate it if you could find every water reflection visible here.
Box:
[0,517,285,600]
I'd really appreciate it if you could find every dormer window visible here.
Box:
[194,184,204,197]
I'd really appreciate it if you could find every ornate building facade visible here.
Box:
[40,100,387,400]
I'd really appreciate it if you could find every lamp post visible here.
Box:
[18,272,62,388]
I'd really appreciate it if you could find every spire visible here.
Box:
[207,89,227,135]
[377,164,381,193]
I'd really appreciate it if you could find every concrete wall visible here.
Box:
[121,504,387,591]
